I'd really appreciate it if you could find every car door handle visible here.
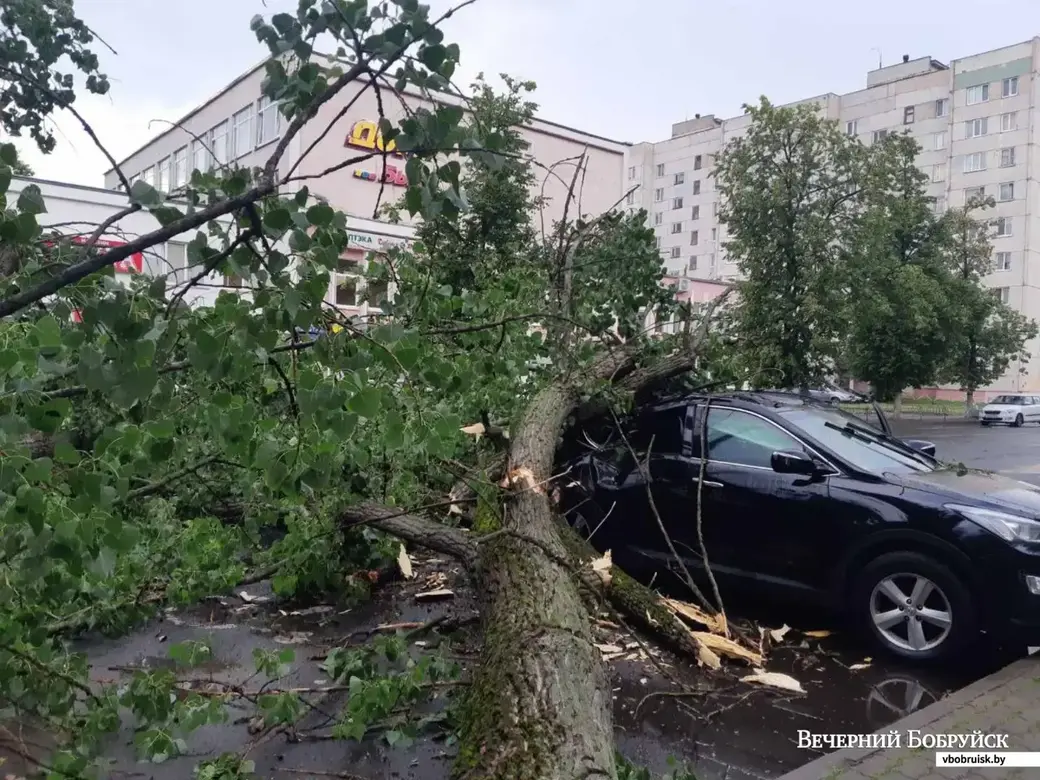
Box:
[694,479,724,488]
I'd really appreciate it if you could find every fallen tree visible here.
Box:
[0,3,751,779]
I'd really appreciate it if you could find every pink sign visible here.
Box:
[353,164,407,187]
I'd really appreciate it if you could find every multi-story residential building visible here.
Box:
[101,56,627,319]
[625,38,1040,397]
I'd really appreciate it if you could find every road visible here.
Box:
[892,417,1040,484]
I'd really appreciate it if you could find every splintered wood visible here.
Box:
[589,550,612,586]
[660,597,764,668]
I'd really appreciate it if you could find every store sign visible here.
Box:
[352,164,407,187]
[346,231,409,252]
[344,120,403,156]
[44,235,143,273]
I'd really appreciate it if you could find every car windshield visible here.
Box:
[991,395,1027,405]
[777,408,935,475]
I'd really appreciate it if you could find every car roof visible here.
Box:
[646,389,834,414]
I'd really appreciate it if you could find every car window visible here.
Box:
[628,406,687,455]
[706,408,801,468]
[992,395,1026,405]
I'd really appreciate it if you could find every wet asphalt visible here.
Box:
[5,417,1040,780]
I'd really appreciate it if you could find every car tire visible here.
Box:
[1014,414,1024,427]
[851,551,977,663]
[980,421,990,427]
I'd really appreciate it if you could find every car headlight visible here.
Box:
[946,504,1040,543]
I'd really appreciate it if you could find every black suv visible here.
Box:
[559,391,1040,663]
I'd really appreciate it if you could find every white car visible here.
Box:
[979,394,1040,427]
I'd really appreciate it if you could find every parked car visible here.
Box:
[762,386,863,405]
[979,394,1040,427]
[559,391,1040,664]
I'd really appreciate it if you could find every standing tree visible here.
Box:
[940,201,1038,406]
[844,133,955,408]
[713,97,860,390]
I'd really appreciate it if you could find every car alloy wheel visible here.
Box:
[1014,414,1024,427]
[869,573,953,654]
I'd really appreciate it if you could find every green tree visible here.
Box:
[713,96,860,389]
[0,2,721,778]
[845,133,955,405]
[940,202,1038,405]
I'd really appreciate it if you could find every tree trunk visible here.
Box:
[964,389,975,409]
[891,393,902,418]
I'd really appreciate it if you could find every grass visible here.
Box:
[840,398,969,416]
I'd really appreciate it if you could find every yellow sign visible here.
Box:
[344,120,402,156]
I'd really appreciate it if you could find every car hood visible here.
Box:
[982,404,1024,412]
[890,467,1040,517]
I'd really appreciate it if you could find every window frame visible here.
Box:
[1002,76,1019,98]
[696,406,839,473]
[966,84,990,105]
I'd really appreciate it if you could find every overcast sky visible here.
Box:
[10,0,1040,187]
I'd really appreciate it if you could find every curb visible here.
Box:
[775,657,1040,780]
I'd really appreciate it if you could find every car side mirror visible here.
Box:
[770,449,819,476]
[904,439,937,457]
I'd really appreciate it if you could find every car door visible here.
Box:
[690,405,846,598]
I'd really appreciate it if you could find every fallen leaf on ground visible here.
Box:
[460,422,485,439]
[849,662,871,671]
[803,629,832,638]
[741,671,806,694]
[769,624,791,642]
[692,631,764,666]
[590,550,612,586]
[662,597,728,635]
[415,588,454,602]
[397,544,415,580]
[274,631,313,644]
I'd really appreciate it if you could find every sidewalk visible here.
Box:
[777,657,1040,780]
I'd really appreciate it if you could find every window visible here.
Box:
[936,98,950,117]
[712,201,718,216]
[965,186,985,203]
[966,117,988,138]
[933,196,946,214]
[871,129,889,143]
[690,205,700,220]
[172,147,188,188]
[654,212,663,226]
[963,152,986,173]
[711,227,717,241]
[670,246,681,259]
[694,155,702,170]
[142,166,155,186]
[688,257,697,271]
[654,188,664,202]
[934,131,947,150]
[1002,76,1019,98]
[690,230,699,246]
[192,138,210,174]
[1001,112,1018,132]
[656,163,665,176]
[628,407,687,455]
[995,217,1013,237]
[999,182,1015,201]
[994,287,1010,305]
[674,172,685,185]
[625,191,635,206]
[628,166,636,180]
[705,408,801,469]
[671,222,683,234]
[708,254,717,274]
[1000,147,1016,167]
[157,158,170,192]
[673,197,683,209]
[693,180,701,195]
[845,120,858,136]
[233,106,253,158]
[211,120,229,165]
[335,275,358,306]
[655,237,661,249]
[903,106,915,124]
[256,95,280,145]
[932,163,946,182]
[995,251,1012,271]
[966,84,989,105]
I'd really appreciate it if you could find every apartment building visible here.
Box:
[626,38,1040,396]
[101,56,627,319]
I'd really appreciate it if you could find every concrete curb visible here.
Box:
[775,657,1040,780]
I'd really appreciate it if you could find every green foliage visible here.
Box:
[714,97,861,388]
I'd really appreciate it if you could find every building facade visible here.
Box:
[626,38,1040,398]
[100,57,627,318]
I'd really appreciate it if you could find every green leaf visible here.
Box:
[129,180,162,207]
[33,315,62,350]
[347,387,382,418]
[53,442,81,465]
[306,203,335,226]
[0,143,17,166]
[17,183,46,214]
[264,207,293,231]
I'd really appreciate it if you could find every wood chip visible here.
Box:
[590,550,612,586]
[397,544,415,579]
[768,624,791,642]
[849,662,871,671]
[460,422,486,439]
[697,643,722,669]
[661,597,727,635]
[691,631,764,666]
[415,588,455,602]
[804,629,832,638]
[741,671,806,694]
